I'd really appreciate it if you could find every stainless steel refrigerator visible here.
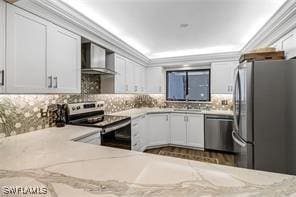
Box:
[232,59,296,175]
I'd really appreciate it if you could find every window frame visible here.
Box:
[166,69,211,102]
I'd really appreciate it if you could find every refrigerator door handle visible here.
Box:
[233,69,239,131]
[232,130,246,147]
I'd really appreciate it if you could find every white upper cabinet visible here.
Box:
[0,0,5,93]
[146,67,165,94]
[114,54,126,93]
[187,114,204,148]
[6,4,81,94]
[102,53,146,94]
[271,29,296,60]
[125,59,135,93]
[147,113,170,146]
[6,4,50,93]
[281,29,296,59]
[170,113,187,146]
[139,65,146,93]
[47,25,81,93]
[211,61,238,94]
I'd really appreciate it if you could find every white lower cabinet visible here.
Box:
[186,114,204,148]
[133,113,204,152]
[170,113,187,146]
[147,113,170,147]
[170,113,204,149]
[131,115,146,151]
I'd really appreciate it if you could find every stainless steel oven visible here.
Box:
[67,101,131,150]
[100,120,131,150]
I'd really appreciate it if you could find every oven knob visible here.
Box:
[77,106,81,110]
[72,107,76,111]
[100,104,104,107]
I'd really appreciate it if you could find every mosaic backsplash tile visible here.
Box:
[0,93,232,137]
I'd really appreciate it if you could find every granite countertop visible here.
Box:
[110,107,233,119]
[0,125,295,196]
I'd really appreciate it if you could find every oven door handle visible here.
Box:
[102,120,131,134]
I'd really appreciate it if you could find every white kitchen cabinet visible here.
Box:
[131,115,147,151]
[211,61,238,94]
[146,67,165,94]
[114,55,127,93]
[170,113,187,146]
[139,66,146,93]
[281,29,296,59]
[6,4,50,93]
[125,59,135,93]
[187,114,204,148]
[101,54,126,94]
[133,63,141,93]
[6,4,81,94]
[0,0,5,93]
[147,113,170,146]
[47,25,81,93]
[102,54,146,94]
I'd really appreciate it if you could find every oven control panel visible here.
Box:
[68,101,105,115]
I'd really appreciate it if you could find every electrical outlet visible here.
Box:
[221,100,228,105]
[40,108,48,118]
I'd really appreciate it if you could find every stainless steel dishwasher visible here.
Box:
[205,115,234,153]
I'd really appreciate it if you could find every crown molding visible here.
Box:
[148,51,240,67]
[14,0,150,65]
[242,0,296,53]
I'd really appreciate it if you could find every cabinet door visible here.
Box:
[6,4,50,93]
[133,63,141,93]
[228,61,238,94]
[139,115,147,151]
[147,114,170,146]
[281,29,296,59]
[139,66,146,93]
[170,113,187,146]
[125,59,134,93]
[114,55,126,93]
[0,0,5,93]
[131,118,141,151]
[131,115,147,151]
[211,61,238,94]
[187,114,204,148]
[47,25,81,93]
[146,67,165,94]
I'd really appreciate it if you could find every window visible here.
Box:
[166,69,210,101]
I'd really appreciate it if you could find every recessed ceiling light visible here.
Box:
[180,24,189,28]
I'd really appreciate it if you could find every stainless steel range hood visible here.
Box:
[81,43,116,75]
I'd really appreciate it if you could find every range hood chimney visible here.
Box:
[81,43,116,75]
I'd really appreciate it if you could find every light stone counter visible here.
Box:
[0,125,295,196]
[110,107,233,119]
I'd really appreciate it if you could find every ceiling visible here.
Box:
[61,0,287,59]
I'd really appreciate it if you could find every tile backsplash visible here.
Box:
[0,93,232,137]
[0,74,232,137]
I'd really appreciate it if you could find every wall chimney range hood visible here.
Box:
[81,43,116,75]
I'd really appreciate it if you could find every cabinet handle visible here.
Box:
[125,85,128,91]
[166,115,169,121]
[159,86,162,93]
[53,77,58,88]
[48,76,53,88]
[0,70,4,86]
